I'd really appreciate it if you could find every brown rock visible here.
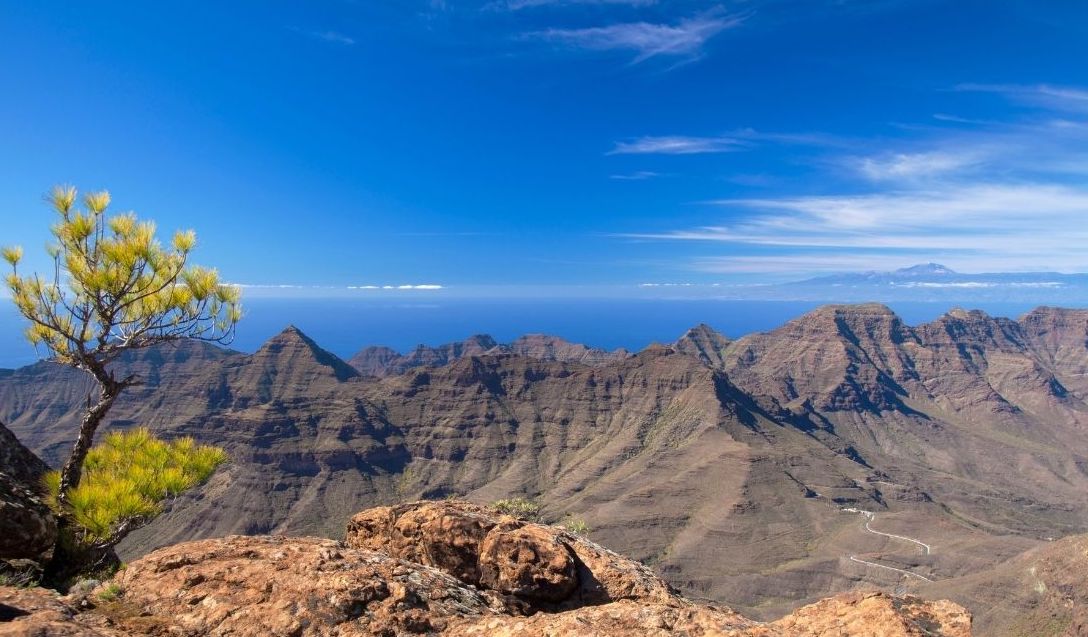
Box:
[346,501,675,609]
[448,599,764,636]
[347,502,498,585]
[769,591,972,637]
[0,421,49,490]
[0,586,123,636]
[110,535,502,636]
[0,471,57,564]
[559,532,677,607]
[478,521,578,602]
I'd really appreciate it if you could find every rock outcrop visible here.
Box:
[0,421,56,572]
[108,534,503,636]
[345,501,676,611]
[0,501,972,636]
[0,472,56,566]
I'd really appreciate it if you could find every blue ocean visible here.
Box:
[0,298,1064,370]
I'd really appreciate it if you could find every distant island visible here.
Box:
[640,263,1088,303]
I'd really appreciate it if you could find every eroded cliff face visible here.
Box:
[1,304,1087,622]
[0,501,972,637]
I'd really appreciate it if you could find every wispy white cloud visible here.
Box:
[955,83,1088,112]
[610,170,662,180]
[608,135,745,155]
[692,255,920,274]
[850,150,983,181]
[498,0,656,9]
[526,13,742,62]
[607,127,843,158]
[297,30,356,46]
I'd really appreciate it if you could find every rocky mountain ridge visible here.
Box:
[349,333,631,376]
[1,303,1087,632]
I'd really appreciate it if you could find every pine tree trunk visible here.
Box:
[57,380,120,503]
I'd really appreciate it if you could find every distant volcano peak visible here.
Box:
[894,263,957,276]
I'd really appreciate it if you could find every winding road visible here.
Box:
[843,509,934,582]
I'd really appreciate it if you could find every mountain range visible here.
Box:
[2,303,1088,634]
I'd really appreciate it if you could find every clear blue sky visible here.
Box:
[2,1,1087,296]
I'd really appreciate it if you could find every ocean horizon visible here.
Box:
[0,297,1074,370]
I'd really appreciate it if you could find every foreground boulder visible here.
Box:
[345,500,676,611]
[0,501,972,636]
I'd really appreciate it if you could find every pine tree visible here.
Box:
[3,186,241,507]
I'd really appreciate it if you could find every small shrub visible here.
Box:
[0,569,39,589]
[491,497,542,521]
[97,582,123,602]
[562,516,591,535]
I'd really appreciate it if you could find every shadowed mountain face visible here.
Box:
[2,304,1088,623]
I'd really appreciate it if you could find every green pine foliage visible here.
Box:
[44,428,227,545]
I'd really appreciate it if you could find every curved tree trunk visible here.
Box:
[57,379,122,504]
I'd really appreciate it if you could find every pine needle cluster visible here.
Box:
[44,428,227,546]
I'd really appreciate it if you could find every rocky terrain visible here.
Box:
[1,304,1087,631]
[0,500,972,636]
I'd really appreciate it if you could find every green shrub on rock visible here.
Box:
[491,497,542,521]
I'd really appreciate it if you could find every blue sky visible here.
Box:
[2,0,1088,297]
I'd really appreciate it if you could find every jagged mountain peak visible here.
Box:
[936,307,997,324]
[255,325,359,381]
[506,333,631,365]
[680,322,728,339]
[352,332,629,376]
[673,323,732,368]
[463,333,499,348]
